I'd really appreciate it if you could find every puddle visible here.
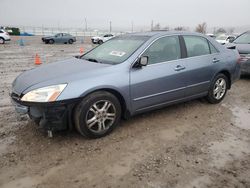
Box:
[231,106,250,130]
[209,133,250,168]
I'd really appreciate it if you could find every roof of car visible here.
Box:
[127,30,203,38]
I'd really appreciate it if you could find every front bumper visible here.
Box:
[11,93,79,131]
[91,38,99,44]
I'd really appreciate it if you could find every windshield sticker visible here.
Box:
[109,51,126,57]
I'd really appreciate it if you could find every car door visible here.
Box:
[61,33,67,43]
[130,35,188,112]
[54,33,62,43]
[181,35,221,96]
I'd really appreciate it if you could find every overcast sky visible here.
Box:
[1,0,250,32]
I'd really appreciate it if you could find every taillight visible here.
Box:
[6,32,9,35]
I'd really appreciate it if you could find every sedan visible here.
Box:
[11,31,241,138]
[42,33,76,44]
[216,34,236,45]
[230,31,250,75]
[91,34,114,44]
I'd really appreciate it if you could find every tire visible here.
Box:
[0,37,5,44]
[206,73,228,104]
[68,39,73,44]
[49,39,54,44]
[98,40,103,44]
[74,91,121,138]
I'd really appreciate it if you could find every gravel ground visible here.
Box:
[0,36,250,188]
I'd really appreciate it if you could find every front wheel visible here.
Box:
[98,40,103,44]
[49,39,54,44]
[0,38,5,44]
[206,74,228,104]
[74,91,121,138]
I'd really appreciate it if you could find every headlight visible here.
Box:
[21,84,67,102]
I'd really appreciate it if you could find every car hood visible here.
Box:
[42,36,54,39]
[12,57,111,95]
[92,36,101,39]
[233,43,250,54]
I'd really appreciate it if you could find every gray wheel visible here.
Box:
[68,39,73,44]
[74,91,121,138]
[213,78,226,100]
[85,100,116,134]
[207,74,228,104]
[98,40,103,44]
[49,39,54,44]
[0,38,5,44]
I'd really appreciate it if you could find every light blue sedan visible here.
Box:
[11,31,241,138]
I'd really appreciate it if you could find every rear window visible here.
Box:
[183,36,210,57]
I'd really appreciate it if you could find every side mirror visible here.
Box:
[139,56,148,66]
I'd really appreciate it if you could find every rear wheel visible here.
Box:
[74,91,121,138]
[0,37,5,44]
[207,74,228,104]
[98,40,103,44]
[68,39,73,44]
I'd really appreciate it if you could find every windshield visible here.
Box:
[234,32,250,44]
[82,35,149,64]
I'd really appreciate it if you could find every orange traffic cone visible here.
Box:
[35,53,42,65]
[80,47,84,54]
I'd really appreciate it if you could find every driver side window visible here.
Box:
[143,36,181,65]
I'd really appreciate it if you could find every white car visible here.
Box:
[91,34,114,44]
[0,29,11,44]
[216,34,236,45]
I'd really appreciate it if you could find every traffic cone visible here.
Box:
[35,54,42,65]
[80,47,84,54]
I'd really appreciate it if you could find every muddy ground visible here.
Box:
[0,36,250,188]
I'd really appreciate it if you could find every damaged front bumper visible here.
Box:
[11,92,79,132]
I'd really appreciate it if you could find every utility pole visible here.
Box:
[84,18,88,31]
[151,20,154,31]
[109,21,112,33]
[131,21,134,33]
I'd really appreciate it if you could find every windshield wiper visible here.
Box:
[85,58,101,63]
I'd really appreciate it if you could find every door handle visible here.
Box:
[213,58,220,63]
[175,65,186,71]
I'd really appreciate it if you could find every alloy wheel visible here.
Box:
[85,100,116,134]
[213,78,226,100]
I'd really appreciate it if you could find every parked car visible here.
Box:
[206,33,216,39]
[42,33,76,44]
[230,31,250,75]
[216,34,236,45]
[91,34,114,44]
[0,29,11,44]
[11,31,241,138]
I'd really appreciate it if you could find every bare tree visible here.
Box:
[195,22,207,34]
[216,28,226,34]
[228,27,235,34]
[174,26,186,31]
